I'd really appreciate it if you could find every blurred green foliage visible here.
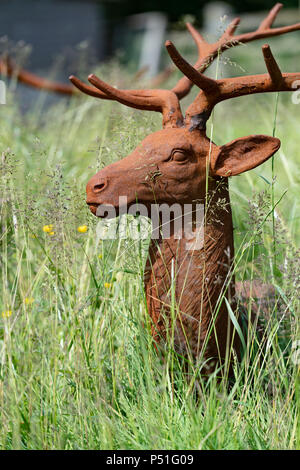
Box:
[101,0,299,23]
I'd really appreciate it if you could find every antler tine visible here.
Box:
[70,73,183,128]
[69,75,110,99]
[0,56,76,95]
[257,3,283,31]
[228,3,300,43]
[185,22,207,53]
[71,72,166,108]
[88,74,160,110]
[165,40,219,93]
[170,22,212,99]
[262,44,283,86]
[89,73,184,128]
[71,67,175,97]
[222,17,241,38]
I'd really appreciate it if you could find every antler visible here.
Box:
[169,3,300,100]
[165,3,300,129]
[70,3,300,129]
[184,44,300,129]
[69,74,184,128]
[0,56,76,95]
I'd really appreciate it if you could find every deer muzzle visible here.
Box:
[86,175,109,214]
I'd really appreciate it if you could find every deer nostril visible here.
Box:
[93,180,107,193]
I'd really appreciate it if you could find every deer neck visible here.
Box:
[144,177,236,358]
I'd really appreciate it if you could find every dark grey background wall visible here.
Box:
[0,0,106,72]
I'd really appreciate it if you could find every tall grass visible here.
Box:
[0,55,299,449]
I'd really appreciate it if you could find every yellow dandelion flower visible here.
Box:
[25,297,34,305]
[98,254,103,260]
[43,224,53,233]
[1,310,12,318]
[104,282,112,289]
[49,231,55,236]
[77,225,88,233]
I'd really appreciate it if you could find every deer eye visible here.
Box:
[171,150,189,163]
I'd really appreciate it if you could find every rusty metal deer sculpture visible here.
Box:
[70,3,300,375]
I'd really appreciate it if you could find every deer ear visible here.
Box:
[211,135,280,177]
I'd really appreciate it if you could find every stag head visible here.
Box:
[85,127,280,216]
[70,3,299,218]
